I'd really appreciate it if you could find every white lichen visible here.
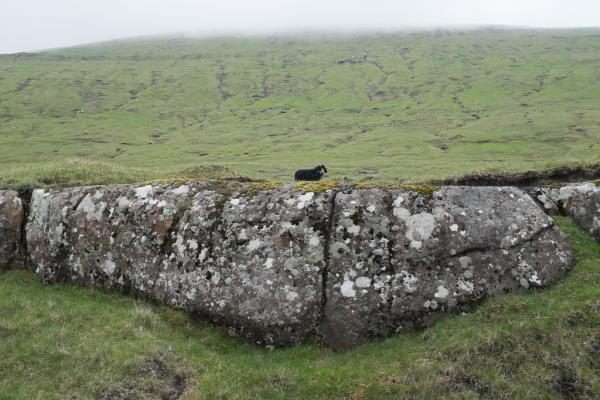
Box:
[434,285,449,299]
[347,224,361,236]
[309,235,320,247]
[173,185,190,195]
[135,185,153,199]
[340,280,356,298]
[400,271,418,293]
[355,276,371,288]
[296,192,314,209]
[457,279,474,293]
[247,238,262,251]
[102,253,116,275]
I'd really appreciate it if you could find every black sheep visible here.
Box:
[294,164,328,181]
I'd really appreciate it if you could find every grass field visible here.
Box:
[1,217,599,399]
[1,28,600,186]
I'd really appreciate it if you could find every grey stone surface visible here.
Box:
[0,190,24,270]
[320,186,572,349]
[528,187,562,214]
[557,183,600,240]
[26,183,332,346]
[22,183,574,349]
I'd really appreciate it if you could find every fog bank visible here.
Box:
[2,0,600,53]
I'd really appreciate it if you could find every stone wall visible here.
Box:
[0,183,579,349]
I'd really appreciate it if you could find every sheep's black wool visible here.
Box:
[294,164,328,181]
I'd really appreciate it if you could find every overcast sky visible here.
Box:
[2,0,600,54]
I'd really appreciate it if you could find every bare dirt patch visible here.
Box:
[101,351,188,400]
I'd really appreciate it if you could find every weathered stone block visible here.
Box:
[557,183,600,240]
[320,186,572,350]
[26,184,334,346]
[24,183,574,349]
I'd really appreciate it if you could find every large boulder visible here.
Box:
[319,186,572,349]
[0,190,24,270]
[25,183,573,349]
[26,184,333,346]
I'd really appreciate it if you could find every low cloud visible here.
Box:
[2,0,600,53]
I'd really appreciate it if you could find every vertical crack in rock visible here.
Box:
[160,193,192,255]
[16,187,32,268]
[71,192,89,211]
[318,189,338,328]
[318,188,397,350]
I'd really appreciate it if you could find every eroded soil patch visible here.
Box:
[101,351,188,400]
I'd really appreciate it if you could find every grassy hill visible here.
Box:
[1,28,600,186]
[1,217,600,399]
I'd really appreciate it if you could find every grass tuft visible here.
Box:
[130,302,162,332]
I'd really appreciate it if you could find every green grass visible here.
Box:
[1,217,600,399]
[1,28,600,185]
[0,159,238,190]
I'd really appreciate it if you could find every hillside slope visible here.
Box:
[1,29,599,182]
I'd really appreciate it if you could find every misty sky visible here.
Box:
[2,0,600,53]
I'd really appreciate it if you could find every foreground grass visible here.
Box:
[1,217,600,399]
[1,29,600,182]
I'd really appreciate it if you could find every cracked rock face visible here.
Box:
[26,184,332,346]
[320,186,572,350]
[23,183,573,349]
[0,190,24,270]
[528,187,563,215]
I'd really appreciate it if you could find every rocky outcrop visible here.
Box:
[0,181,584,349]
[19,183,573,349]
[0,190,24,270]
[531,182,600,240]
